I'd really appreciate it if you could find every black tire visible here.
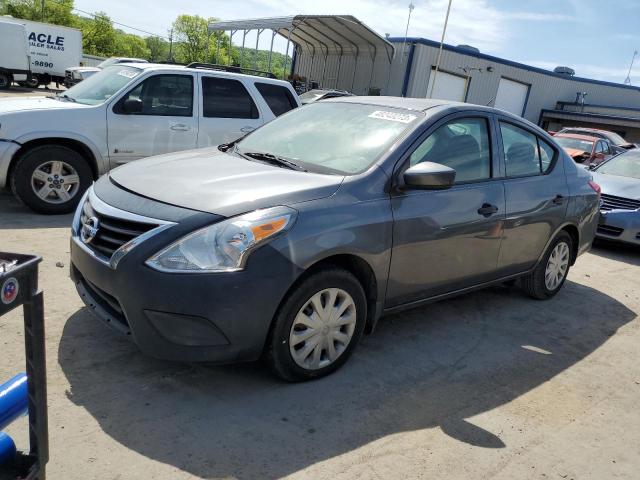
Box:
[11,145,93,214]
[265,268,367,382]
[520,231,573,300]
[0,72,11,90]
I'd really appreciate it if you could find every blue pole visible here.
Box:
[0,431,17,465]
[0,374,28,431]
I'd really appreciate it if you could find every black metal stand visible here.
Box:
[0,253,48,480]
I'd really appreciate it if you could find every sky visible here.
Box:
[74,0,640,85]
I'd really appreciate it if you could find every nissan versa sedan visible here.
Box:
[70,97,600,381]
[591,150,640,245]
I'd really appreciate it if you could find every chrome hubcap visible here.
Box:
[31,160,80,204]
[545,241,570,291]
[289,288,357,370]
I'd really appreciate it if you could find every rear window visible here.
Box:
[255,82,297,116]
[202,77,258,119]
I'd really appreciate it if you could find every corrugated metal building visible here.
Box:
[380,38,640,141]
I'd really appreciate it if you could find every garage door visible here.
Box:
[494,78,529,116]
[426,69,468,102]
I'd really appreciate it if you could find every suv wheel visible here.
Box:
[11,145,93,214]
[0,72,11,90]
[520,231,573,299]
[266,268,367,382]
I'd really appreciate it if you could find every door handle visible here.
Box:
[477,203,499,217]
[552,194,565,205]
[240,126,255,133]
[170,123,190,131]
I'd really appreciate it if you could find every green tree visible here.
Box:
[172,14,210,64]
[115,31,150,59]
[145,36,169,62]
[80,12,116,57]
[1,0,74,26]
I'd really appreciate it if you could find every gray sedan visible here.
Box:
[591,150,640,246]
[70,97,600,381]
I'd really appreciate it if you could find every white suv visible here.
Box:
[0,63,300,213]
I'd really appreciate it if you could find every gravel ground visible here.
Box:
[1,185,639,480]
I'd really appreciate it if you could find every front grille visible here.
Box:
[600,193,640,212]
[80,199,158,260]
[597,224,624,237]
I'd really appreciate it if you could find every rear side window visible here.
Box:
[255,82,297,116]
[202,77,258,119]
[501,122,549,176]
[409,117,492,183]
[538,138,556,172]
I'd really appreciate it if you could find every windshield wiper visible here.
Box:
[240,151,307,172]
[56,94,77,103]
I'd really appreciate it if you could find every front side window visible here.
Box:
[501,122,543,177]
[595,141,609,154]
[409,118,491,183]
[116,74,193,116]
[255,82,297,116]
[202,77,258,119]
[237,102,421,175]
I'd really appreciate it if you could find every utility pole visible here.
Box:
[40,0,45,22]
[428,0,453,99]
[624,50,637,85]
[400,3,415,63]
[168,28,173,62]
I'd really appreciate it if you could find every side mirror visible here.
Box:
[403,162,456,190]
[588,163,598,171]
[121,98,143,114]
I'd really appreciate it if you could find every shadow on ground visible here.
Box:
[590,239,640,267]
[59,280,634,479]
[0,193,73,229]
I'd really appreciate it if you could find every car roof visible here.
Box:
[325,96,464,112]
[119,63,293,86]
[561,127,609,135]
[555,133,599,142]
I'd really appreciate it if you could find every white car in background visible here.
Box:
[0,63,300,213]
[64,57,149,88]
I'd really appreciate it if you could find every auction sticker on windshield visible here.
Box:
[369,111,417,123]
[117,70,139,78]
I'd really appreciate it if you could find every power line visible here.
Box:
[47,0,169,39]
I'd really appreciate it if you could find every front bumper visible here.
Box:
[0,140,20,190]
[69,193,302,363]
[595,210,640,246]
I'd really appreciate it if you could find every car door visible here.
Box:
[107,72,198,165]
[386,113,506,308]
[196,74,265,148]
[496,119,569,276]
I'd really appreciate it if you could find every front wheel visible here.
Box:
[11,145,93,214]
[520,231,573,299]
[265,268,367,382]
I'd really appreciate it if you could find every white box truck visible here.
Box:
[0,19,30,89]
[0,16,82,88]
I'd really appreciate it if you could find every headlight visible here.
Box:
[146,206,297,273]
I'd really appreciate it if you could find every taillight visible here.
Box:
[588,180,601,194]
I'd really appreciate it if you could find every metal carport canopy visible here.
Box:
[208,15,395,63]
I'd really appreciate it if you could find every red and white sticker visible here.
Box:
[368,110,417,123]
[1,277,19,305]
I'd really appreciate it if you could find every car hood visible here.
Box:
[591,171,640,200]
[109,148,344,217]
[0,96,89,113]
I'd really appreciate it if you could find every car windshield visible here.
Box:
[63,65,142,105]
[556,137,594,152]
[237,102,422,174]
[596,151,640,179]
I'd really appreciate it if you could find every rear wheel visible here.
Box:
[265,268,367,382]
[520,231,573,299]
[11,145,93,214]
[0,72,11,90]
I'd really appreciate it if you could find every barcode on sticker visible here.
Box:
[369,111,417,123]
